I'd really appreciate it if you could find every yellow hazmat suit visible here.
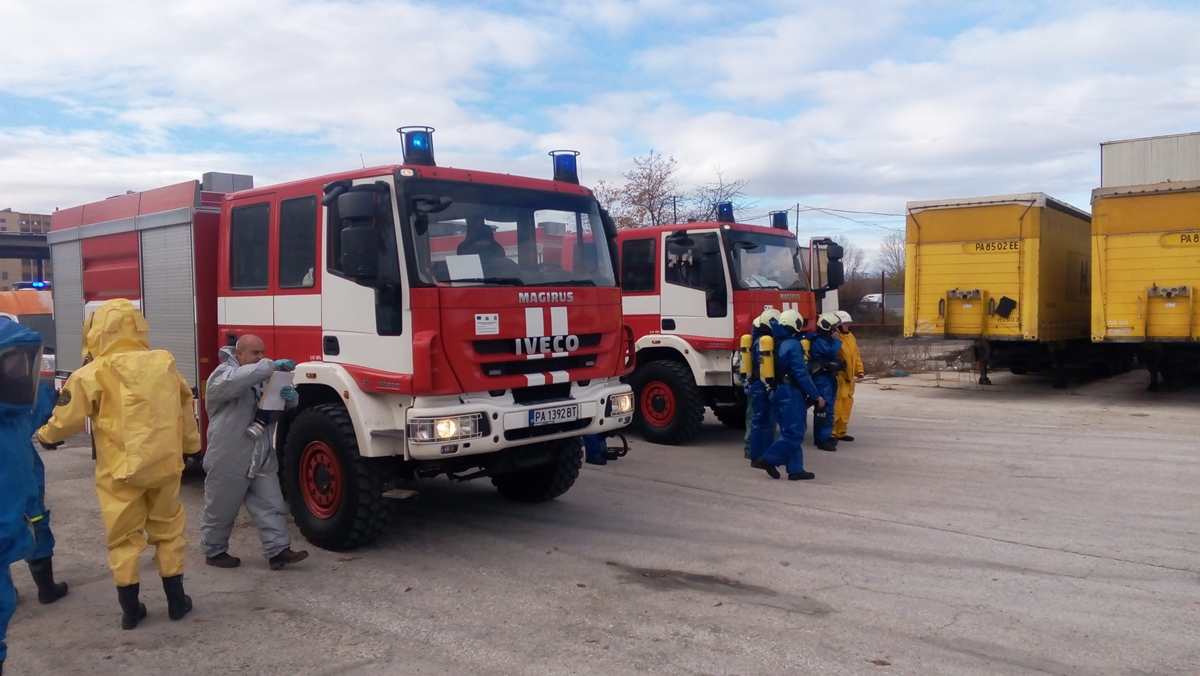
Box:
[37,299,200,586]
[833,331,864,439]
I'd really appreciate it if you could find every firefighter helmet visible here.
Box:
[778,309,804,332]
[817,312,841,332]
[835,310,853,324]
[754,308,782,328]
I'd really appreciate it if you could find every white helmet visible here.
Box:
[816,312,841,332]
[834,310,853,324]
[778,309,804,332]
[754,308,782,328]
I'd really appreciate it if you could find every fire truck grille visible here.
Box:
[511,383,572,405]
[481,354,598,378]
[473,333,602,355]
[504,418,593,441]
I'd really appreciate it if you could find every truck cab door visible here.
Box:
[659,230,732,338]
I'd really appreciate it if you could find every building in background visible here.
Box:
[0,208,53,290]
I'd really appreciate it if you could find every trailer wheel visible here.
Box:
[283,403,395,551]
[491,437,582,503]
[631,360,705,445]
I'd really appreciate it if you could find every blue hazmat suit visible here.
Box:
[28,385,58,561]
[760,323,821,475]
[806,331,843,444]
[0,318,48,662]
[745,322,775,461]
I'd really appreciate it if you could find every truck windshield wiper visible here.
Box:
[526,279,596,287]
[446,277,526,286]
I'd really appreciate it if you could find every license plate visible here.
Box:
[529,404,579,426]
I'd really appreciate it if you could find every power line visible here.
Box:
[739,204,903,233]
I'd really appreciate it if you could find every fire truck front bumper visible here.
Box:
[405,379,633,460]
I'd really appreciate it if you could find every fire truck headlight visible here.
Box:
[607,393,634,417]
[435,418,458,439]
[409,414,486,443]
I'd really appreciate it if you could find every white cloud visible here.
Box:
[2,1,1199,256]
[1,0,548,147]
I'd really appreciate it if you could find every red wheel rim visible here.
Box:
[640,381,676,427]
[300,441,343,519]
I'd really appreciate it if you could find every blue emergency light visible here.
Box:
[32,281,46,289]
[549,150,580,184]
[397,126,436,166]
[770,210,788,230]
[716,201,735,223]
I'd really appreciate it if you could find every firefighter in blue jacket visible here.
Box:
[805,312,844,452]
[751,310,823,481]
[745,309,781,462]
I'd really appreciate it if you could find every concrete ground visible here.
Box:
[5,369,1199,675]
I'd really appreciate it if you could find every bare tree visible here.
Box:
[833,236,866,280]
[876,231,906,290]
[683,168,755,222]
[598,155,757,228]
[614,151,680,228]
[593,179,640,230]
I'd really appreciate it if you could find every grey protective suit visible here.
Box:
[199,347,295,559]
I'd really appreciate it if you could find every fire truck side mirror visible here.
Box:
[338,191,376,220]
[825,259,845,289]
[338,191,380,282]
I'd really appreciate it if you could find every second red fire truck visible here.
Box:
[49,128,635,550]
[616,207,844,444]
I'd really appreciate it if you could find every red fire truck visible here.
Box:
[616,207,843,444]
[49,129,635,550]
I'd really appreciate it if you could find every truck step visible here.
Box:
[381,489,419,500]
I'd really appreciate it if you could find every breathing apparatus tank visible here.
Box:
[738,334,752,383]
[759,335,775,387]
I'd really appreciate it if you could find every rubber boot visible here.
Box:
[162,575,193,621]
[28,556,68,604]
[116,583,147,630]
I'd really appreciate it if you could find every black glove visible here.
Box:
[34,434,61,451]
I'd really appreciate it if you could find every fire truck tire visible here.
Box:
[491,437,582,503]
[631,360,704,445]
[711,402,747,429]
[282,403,395,551]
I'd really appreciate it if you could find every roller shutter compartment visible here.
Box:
[140,223,199,387]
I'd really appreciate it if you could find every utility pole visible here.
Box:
[794,203,800,239]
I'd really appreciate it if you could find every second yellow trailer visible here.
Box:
[1091,179,1200,389]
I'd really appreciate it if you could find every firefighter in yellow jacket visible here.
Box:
[36,299,200,629]
[832,310,865,442]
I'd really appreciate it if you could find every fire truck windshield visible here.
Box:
[405,179,616,288]
[725,232,809,291]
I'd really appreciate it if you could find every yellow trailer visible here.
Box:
[904,193,1108,385]
[1091,180,1200,388]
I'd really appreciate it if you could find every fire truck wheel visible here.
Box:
[711,401,747,429]
[491,437,582,503]
[631,360,704,445]
[282,403,395,551]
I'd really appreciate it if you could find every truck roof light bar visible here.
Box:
[549,150,580,184]
[398,126,436,166]
[717,201,735,223]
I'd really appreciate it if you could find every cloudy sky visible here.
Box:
[2,0,1198,257]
